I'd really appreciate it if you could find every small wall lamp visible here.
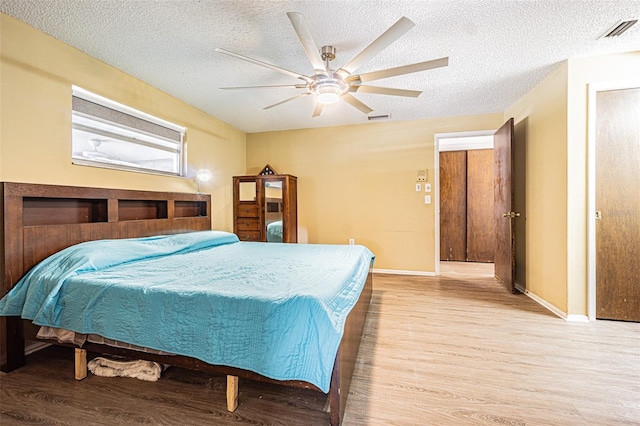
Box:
[196,169,212,193]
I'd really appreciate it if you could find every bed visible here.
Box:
[0,182,373,425]
[266,219,283,242]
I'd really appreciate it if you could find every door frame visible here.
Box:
[434,130,495,275]
[587,79,640,320]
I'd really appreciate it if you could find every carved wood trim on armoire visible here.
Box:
[233,173,297,243]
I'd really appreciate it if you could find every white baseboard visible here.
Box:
[25,341,50,355]
[373,268,436,277]
[522,288,591,322]
[375,271,591,321]
[565,314,590,323]
[522,288,567,319]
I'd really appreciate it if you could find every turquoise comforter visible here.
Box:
[0,231,374,392]
[266,220,283,242]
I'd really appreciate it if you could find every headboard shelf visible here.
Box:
[118,199,168,221]
[175,200,208,218]
[23,197,108,226]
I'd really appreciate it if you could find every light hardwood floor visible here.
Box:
[1,263,639,425]
[346,263,640,425]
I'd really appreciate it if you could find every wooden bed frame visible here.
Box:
[0,182,371,425]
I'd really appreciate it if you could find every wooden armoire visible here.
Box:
[233,171,297,243]
[440,149,495,262]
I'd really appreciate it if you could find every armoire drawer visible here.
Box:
[236,231,261,242]
[236,218,260,231]
[236,204,260,218]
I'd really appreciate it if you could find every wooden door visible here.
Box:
[440,151,467,261]
[467,149,495,262]
[513,120,527,290]
[595,87,640,321]
[494,118,516,293]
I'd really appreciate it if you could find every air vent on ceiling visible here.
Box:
[600,19,638,38]
[367,114,391,121]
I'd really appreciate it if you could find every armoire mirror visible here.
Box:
[264,180,283,242]
[238,181,257,202]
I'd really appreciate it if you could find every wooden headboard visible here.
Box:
[1,182,211,296]
[0,182,211,371]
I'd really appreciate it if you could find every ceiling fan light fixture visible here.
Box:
[313,76,348,105]
[317,86,341,104]
[217,13,449,117]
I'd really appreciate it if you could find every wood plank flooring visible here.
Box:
[1,263,639,425]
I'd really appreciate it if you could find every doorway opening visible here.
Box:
[434,131,495,276]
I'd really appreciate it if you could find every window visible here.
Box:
[71,86,186,176]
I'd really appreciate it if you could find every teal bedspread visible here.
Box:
[266,220,283,242]
[0,231,374,392]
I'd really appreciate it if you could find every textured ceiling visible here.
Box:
[1,0,639,133]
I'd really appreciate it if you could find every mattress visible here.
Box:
[0,231,374,392]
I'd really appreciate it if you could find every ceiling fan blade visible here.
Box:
[350,57,449,83]
[263,93,310,110]
[312,103,324,117]
[341,93,373,114]
[287,12,326,73]
[220,84,308,90]
[216,48,312,83]
[337,17,415,77]
[348,85,421,97]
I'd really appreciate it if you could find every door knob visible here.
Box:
[502,212,521,218]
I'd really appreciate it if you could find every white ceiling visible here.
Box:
[2,1,639,133]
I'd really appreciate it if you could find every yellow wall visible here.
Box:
[0,13,246,231]
[504,51,640,317]
[565,51,640,315]
[505,63,569,313]
[247,114,503,271]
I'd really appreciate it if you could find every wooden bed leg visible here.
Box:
[0,317,26,373]
[75,348,87,380]
[226,375,239,412]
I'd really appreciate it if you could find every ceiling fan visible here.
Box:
[215,12,448,117]
[81,138,110,159]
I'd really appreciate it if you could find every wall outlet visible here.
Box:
[424,195,431,204]
[349,238,355,245]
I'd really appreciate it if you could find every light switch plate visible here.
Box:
[424,195,431,204]
[416,183,422,192]
[425,183,432,192]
